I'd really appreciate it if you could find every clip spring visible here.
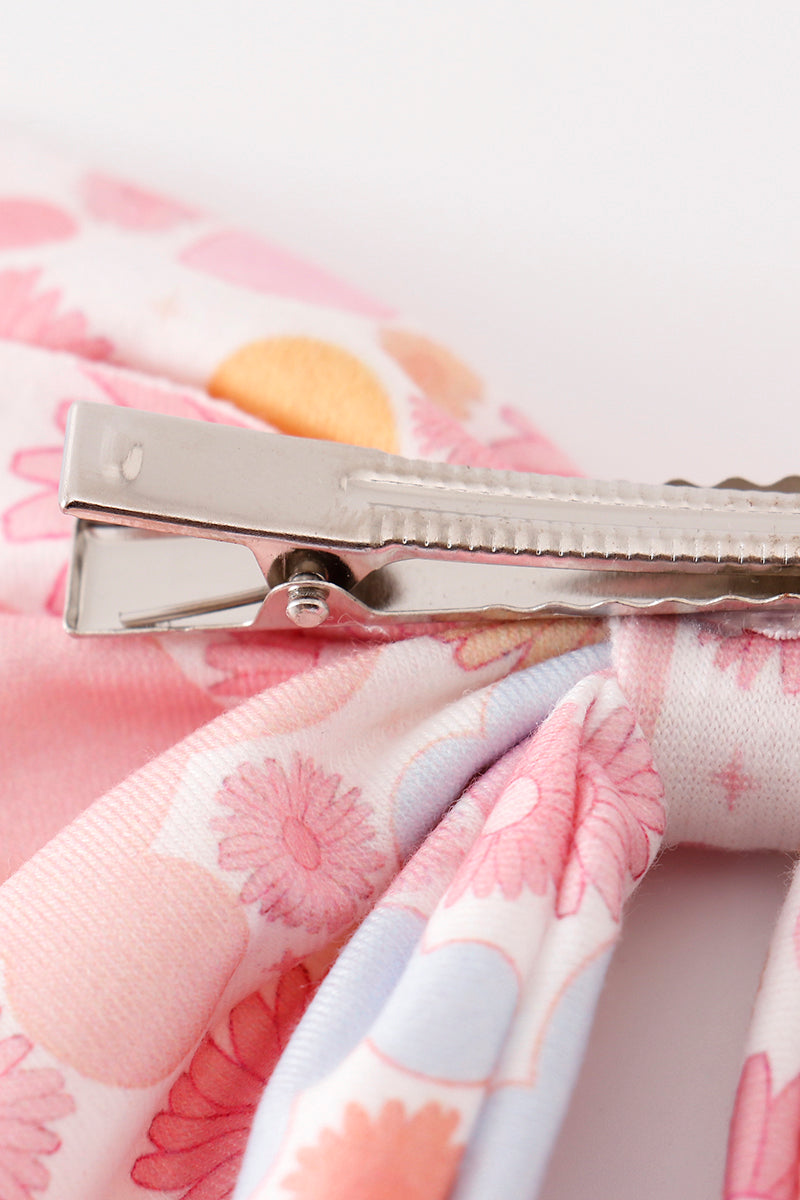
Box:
[58,402,800,635]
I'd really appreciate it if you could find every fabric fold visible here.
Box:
[234,671,665,1200]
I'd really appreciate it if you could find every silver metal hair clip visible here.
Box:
[58,402,800,635]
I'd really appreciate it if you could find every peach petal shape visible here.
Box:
[379,328,483,418]
[209,337,399,452]
[0,199,77,249]
[181,231,394,318]
[0,856,248,1087]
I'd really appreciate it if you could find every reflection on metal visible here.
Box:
[59,402,800,634]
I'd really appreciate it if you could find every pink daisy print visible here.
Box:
[3,399,74,616]
[447,693,664,921]
[4,398,72,542]
[725,1052,800,1200]
[699,625,800,696]
[446,703,582,908]
[558,700,665,919]
[0,1026,75,1199]
[0,199,76,251]
[214,755,385,934]
[133,965,313,1200]
[411,395,576,475]
[0,267,112,359]
[80,365,255,428]
[3,367,251,614]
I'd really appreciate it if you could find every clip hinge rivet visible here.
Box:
[285,570,330,629]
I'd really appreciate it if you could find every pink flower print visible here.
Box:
[205,632,327,703]
[181,232,394,319]
[82,172,196,231]
[0,199,76,251]
[3,367,252,614]
[4,400,71,544]
[133,966,312,1200]
[487,406,578,475]
[0,268,112,359]
[0,1028,74,1199]
[411,395,576,476]
[558,701,665,919]
[214,756,385,934]
[447,694,664,921]
[82,365,254,428]
[411,396,513,470]
[4,401,73,614]
[446,703,583,907]
[699,625,800,696]
[724,1052,800,1200]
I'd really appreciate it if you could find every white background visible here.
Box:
[3,3,800,1195]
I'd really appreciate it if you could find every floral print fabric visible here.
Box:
[236,671,663,1200]
[214,756,386,934]
[0,135,796,1200]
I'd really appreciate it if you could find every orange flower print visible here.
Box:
[379,328,483,419]
[0,1027,74,1199]
[132,966,313,1200]
[0,267,112,359]
[439,617,606,674]
[283,1100,464,1200]
[214,756,385,934]
[208,336,398,453]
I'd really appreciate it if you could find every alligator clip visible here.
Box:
[58,402,800,635]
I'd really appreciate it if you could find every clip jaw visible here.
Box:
[59,402,800,635]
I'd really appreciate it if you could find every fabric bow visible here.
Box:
[0,137,794,1200]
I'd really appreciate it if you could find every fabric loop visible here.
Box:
[614,616,800,852]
